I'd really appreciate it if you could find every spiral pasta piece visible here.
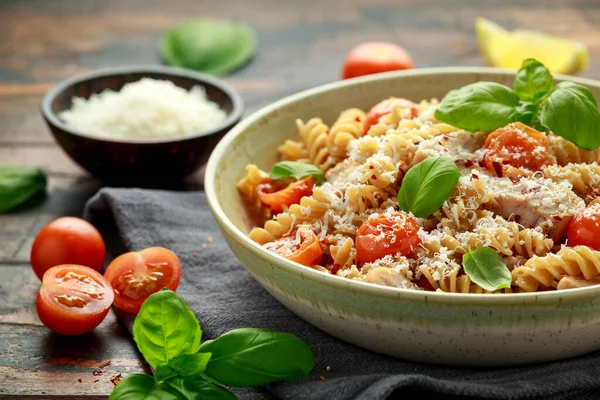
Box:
[549,134,600,166]
[296,118,336,172]
[512,246,600,291]
[543,162,600,197]
[330,237,355,270]
[327,108,366,157]
[278,140,309,162]
[248,213,296,245]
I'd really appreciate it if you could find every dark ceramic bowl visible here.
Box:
[41,66,243,185]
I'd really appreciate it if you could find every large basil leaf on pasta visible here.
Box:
[270,161,324,184]
[434,82,524,132]
[539,81,600,150]
[397,156,460,218]
[462,247,511,292]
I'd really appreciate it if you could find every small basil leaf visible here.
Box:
[154,365,178,383]
[160,19,257,76]
[164,377,236,400]
[434,82,521,132]
[109,373,178,400]
[514,59,554,103]
[199,328,314,387]
[539,81,600,150]
[462,247,511,292]
[515,101,536,126]
[270,161,324,184]
[133,289,202,369]
[397,156,461,218]
[169,352,212,377]
[0,166,46,213]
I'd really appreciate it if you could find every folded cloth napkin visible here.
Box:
[85,188,600,400]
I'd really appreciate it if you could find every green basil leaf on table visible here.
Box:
[270,161,324,184]
[0,166,46,213]
[513,58,554,103]
[434,82,523,132]
[133,289,202,369]
[109,373,177,400]
[170,352,212,378]
[199,328,315,387]
[397,156,461,218]
[462,247,511,292]
[160,19,257,76]
[539,81,600,150]
[163,377,236,400]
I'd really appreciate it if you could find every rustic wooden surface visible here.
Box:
[1,0,600,397]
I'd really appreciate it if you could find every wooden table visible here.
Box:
[1,0,600,397]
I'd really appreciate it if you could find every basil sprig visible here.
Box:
[462,247,511,292]
[0,166,47,213]
[397,156,461,218]
[270,161,324,184]
[435,58,600,150]
[110,290,314,399]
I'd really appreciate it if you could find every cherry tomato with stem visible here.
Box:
[103,247,181,314]
[356,212,421,267]
[36,264,114,335]
[30,217,106,280]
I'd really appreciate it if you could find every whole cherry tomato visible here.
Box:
[342,42,414,80]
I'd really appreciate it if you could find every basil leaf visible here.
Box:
[270,161,324,184]
[434,82,522,132]
[109,374,177,400]
[164,377,236,400]
[397,156,461,218]
[514,59,554,103]
[160,19,257,76]
[171,353,212,378]
[462,247,511,292]
[0,166,46,213]
[539,81,600,150]
[133,289,202,369]
[199,328,314,387]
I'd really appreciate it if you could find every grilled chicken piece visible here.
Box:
[485,176,585,242]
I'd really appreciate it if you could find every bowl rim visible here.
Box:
[205,66,600,305]
[40,65,244,144]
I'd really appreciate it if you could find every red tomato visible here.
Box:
[103,247,181,314]
[356,212,421,267]
[37,265,114,335]
[342,42,414,80]
[365,97,419,131]
[30,217,106,281]
[568,203,600,250]
[256,177,315,214]
[482,122,554,177]
[264,226,323,266]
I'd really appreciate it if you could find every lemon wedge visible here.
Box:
[475,17,588,75]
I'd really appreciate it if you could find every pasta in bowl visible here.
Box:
[205,65,600,365]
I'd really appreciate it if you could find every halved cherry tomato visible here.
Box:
[36,265,114,335]
[356,211,421,267]
[30,217,106,281]
[264,226,323,266]
[568,203,600,250]
[365,97,419,131]
[256,177,315,214]
[103,247,181,314]
[482,122,554,177]
[342,42,414,80]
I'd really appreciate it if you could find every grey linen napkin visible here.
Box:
[84,188,600,400]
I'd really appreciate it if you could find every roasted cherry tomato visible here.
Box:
[365,97,419,131]
[482,122,554,177]
[568,203,600,250]
[256,177,315,214]
[36,264,114,335]
[103,247,181,314]
[264,226,323,266]
[356,211,421,267]
[342,42,414,80]
[30,217,106,281]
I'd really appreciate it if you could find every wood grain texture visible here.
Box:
[1,0,600,397]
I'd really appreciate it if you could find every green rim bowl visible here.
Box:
[205,67,600,366]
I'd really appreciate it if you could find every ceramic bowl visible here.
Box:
[205,68,600,366]
[41,66,243,185]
